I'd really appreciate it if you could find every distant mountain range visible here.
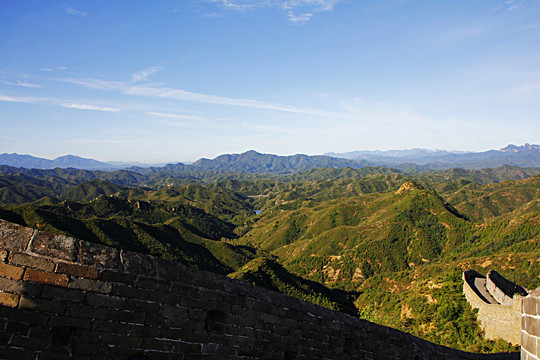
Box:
[0,153,157,171]
[325,143,540,170]
[1,144,539,172]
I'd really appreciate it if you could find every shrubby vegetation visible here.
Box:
[1,166,539,353]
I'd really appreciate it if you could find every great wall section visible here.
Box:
[0,219,534,360]
[462,270,540,360]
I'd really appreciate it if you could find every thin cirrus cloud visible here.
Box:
[0,94,120,113]
[146,112,206,121]
[59,77,345,117]
[65,6,87,17]
[212,0,340,23]
[2,80,41,88]
[131,67,164,83]
[61,103,121,112]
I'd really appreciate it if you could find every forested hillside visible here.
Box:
[0,164,538,353]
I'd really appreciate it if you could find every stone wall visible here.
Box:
[522,288,540,360]
[0,220,519,360]
[463,270,523,345]
[486,270,528,306]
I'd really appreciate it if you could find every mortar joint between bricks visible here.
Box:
[25,229,37,252]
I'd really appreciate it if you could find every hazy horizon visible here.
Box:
[2,1,540,163]
[1,142,537,165]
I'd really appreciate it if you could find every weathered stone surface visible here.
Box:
[30,232,78,262]
[80,240,121,270]
[0,262,24,280]
[19,296,66,314]
[23,268,69,287]
[0,220,33,252]
[11,253,55,272]
[68,278,112,294]
[0,291,19,307]
[56,262,99,279]
[120,250,157,278]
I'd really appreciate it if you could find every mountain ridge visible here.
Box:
[1,143,539,173]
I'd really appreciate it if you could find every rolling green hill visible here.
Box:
[1,167,539,354]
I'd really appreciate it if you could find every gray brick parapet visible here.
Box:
[0,220,520,359]
[522,288,540,360]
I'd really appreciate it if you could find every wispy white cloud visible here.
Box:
[288,12,312,23]
[41,66,68,72]
[61,103,120,112]
[131,66,164,83]
[65,6,87,17]
[146,112,206,121]
[0,94,45,103]
[211,0,340,23]
[492,0,528,13]
[2,80,41,88]
[0,94,120,112]
[59,77,345,117]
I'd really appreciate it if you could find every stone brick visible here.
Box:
[137,276,171,291]
[0,307,49,326]
[5,320,30,335]
[86,293,125,309]
[48,315,92,329]
[23,268,69,287]
[101,333,142,348]
[11,253,55,272]
[65,304,108,319]
[56,262,99,279]
[524,297,537,316]
[68,278,112,294]
[79,240,121,270]
[526,316,540,337]
[0,220,34,252]
[142,338,176,352]
[0,277,42,297]
[0,292,19,307]
[42,284,86,303]
[0,263,24,280]
[121,250,157,278]
[124,298,160,314]
[10,334,50,350]
[129,324,162,337]
[92,319,132,335]
[155,256,187,282]
[111,284,147,299]
[161,303,189,318]
[107,309,146,324]
[147,290,182,305]
[522,332,537,356]
[19,296,66,314]
[99,269,137,285]
[0,345,36,360]
[30,231,78,261]
[144,314,168,327]
[71,341,108,358]
[105,345,146,359]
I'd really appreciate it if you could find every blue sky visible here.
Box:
[1,0,539,163]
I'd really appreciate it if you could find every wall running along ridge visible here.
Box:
[463,270,523,345]
[0,220,520,360]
